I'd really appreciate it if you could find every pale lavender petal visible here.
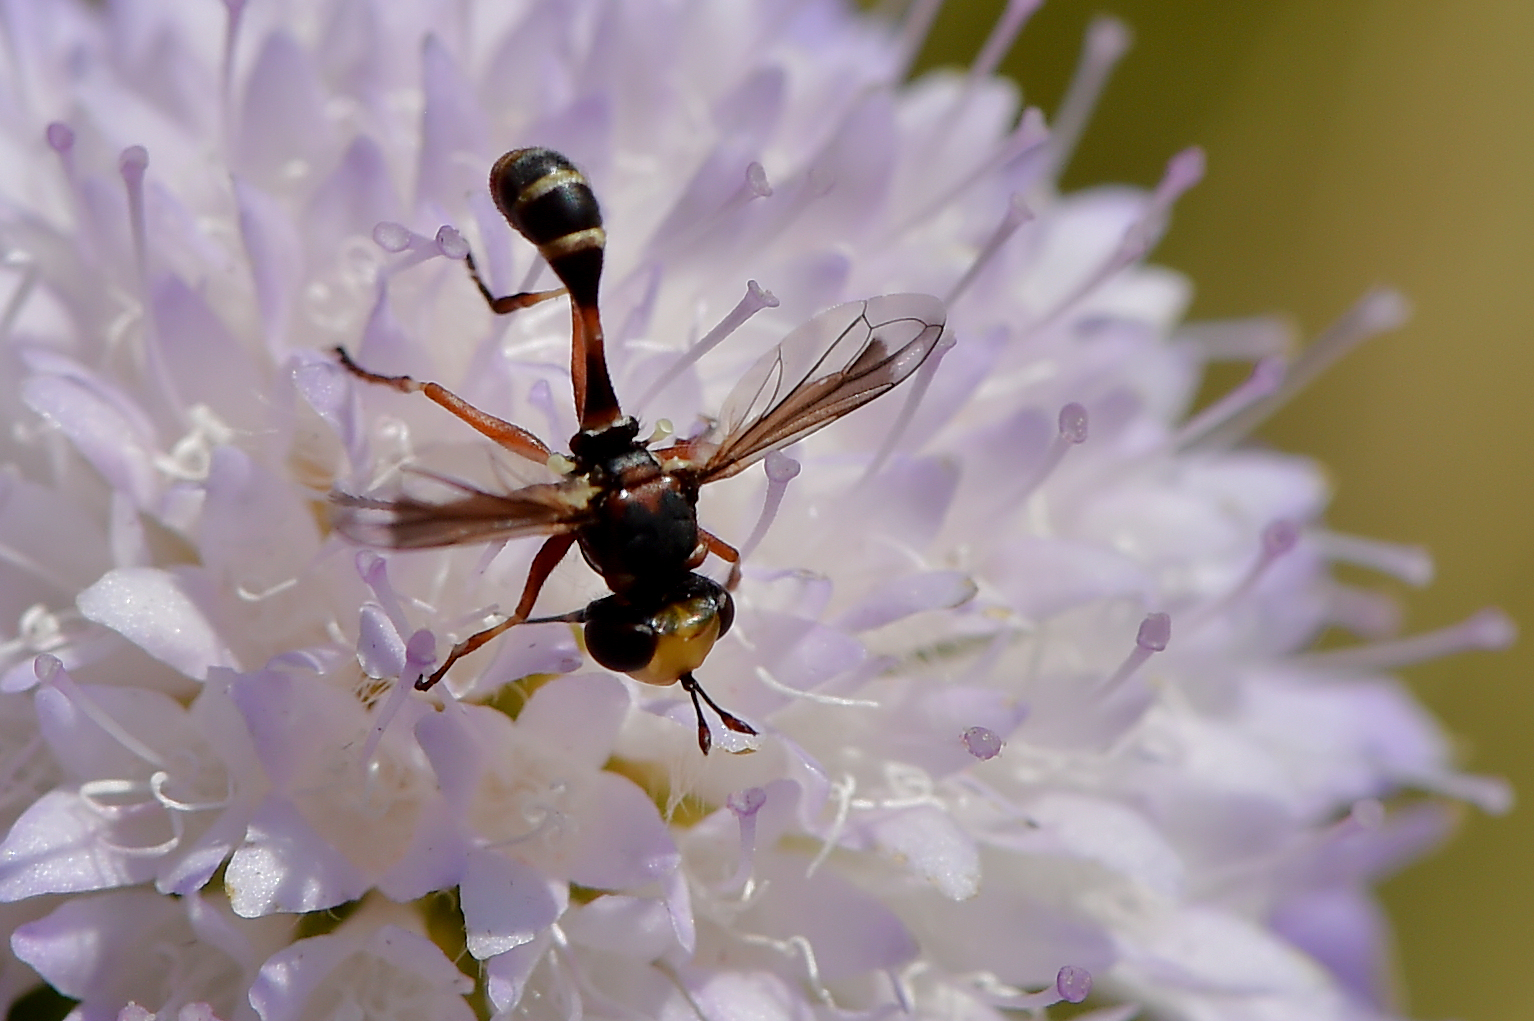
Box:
[483,936,549,1015]
[76,567,238,680]
[516,673,630,770]
[460,849,563,959]
[832,570,976,632]
[747,858,918,981]
[563,893,679,959]
[237,31,332,183]
[224,796,372,917]
[858,805,980,901]
[563,771,678,890]
[0,791,160,899]
[235,176,304,359]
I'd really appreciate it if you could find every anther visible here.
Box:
[1045,17,1132,181]
[1182,520,1300,630]
[962,726,1003,760]
[637,280,779,408]
[1192,288,1410,450]
[722,786,767,892]
[1293,607,1515,673]
[434,225,469,260]
[739,450,801,562]
[1100,612,1170,692]
[982,966,1094,1009]
[45,122,73,155]
[1006,402,1089,503]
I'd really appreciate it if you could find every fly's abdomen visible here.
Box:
[489,147,605,309]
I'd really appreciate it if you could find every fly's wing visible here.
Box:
[673,294,946,484]
[331,477,595,549]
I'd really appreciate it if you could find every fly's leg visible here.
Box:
[416,532,576,691]
[465,250,567,314]
[680,671,757,755]
[698,529,743,591]
[334,347,553,464]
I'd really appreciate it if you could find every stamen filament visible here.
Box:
[1044,17,1132,182]
[636,280,778,408]
[1192,288,1410,450]
[739,450,800,562]
[1293,607,1515,672]
[1313,530,1434,586]
[1100,612,1171,692]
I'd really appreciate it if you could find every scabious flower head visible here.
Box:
[0,1,1512,1019]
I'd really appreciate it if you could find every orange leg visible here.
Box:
[334,347,552,464]
[465,250,567,314]
[699,529,743,591]
[416,531,577,691]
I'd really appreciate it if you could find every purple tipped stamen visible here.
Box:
[356,550,411,638]
[434,225,469,260]
[1045,16,1132,180]
[986,965,1094,1009]
[45,122,73,153]
[1183,520,1302,629]
[1173,356,1287,449]
[1314,531,1434,587]
[945,193,1033,306]
[723,786,768,891]
[1192,288,1410,450]
[970,0,1044,83]
[962,726,1003,760]
[1295,607,1516,672]
[738,450,801,562]
[119,146,149,282]
[1005,402,1089,504]
[638,280,778,409]
[1101,611,1170,692]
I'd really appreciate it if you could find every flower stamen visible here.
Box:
[1292,607,1515,672]
[637,280,778,409]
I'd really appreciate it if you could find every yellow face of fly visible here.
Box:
[628,595,722,687]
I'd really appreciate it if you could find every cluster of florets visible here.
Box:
[0,1,1508,1019]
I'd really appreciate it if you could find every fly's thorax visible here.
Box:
[578,466,700,592]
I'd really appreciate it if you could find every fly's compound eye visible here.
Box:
[715,587,735,638]
[583,598,657,673]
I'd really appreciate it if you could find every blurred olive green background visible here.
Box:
[914,2,1533,1018]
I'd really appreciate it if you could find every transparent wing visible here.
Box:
[673,293,946,484]
[331,477,594,550]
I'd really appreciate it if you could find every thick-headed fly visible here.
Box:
[333,147,946,753]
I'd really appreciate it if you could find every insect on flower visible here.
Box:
[333,148,946,753]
